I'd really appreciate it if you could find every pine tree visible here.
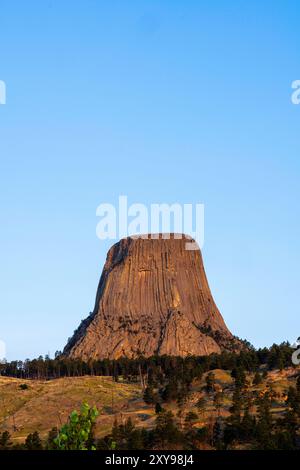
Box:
[154,410,181,447]
[253,371,262,385]
[46,427,58,450]
[196,396,206,419]
[256,393,274,449]
[143,386,156,404]
[213,418,224,450]
[205,372,215,393]
[214,391,224,416]
[240,407,256,440]
[184,411,198,432]
[230,387,242,424]
[0,431,12,450]
[155,402,163,414]
[25,431,43,450]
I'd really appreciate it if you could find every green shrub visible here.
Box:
[19,383,29,390]
[54,402,99,450]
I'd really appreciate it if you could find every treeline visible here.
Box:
[0,342,295,381]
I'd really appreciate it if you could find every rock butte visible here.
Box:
[64,234,243,359]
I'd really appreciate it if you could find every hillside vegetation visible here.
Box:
[1,344,299,449]
[0,376,142,442]
[0,367,298,448]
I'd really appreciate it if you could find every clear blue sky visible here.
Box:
[0,1,299,360]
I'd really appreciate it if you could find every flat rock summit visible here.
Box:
[64,234,242,359]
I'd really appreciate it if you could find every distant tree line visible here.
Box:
[0,342,295,383]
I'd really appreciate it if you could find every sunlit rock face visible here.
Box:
[64,234,242,360]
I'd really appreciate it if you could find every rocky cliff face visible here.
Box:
[64,234,242,359]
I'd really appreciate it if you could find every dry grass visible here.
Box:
[0,376,142,441]
[0,367,298,443]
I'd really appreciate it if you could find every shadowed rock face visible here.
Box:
[64,234,242,359]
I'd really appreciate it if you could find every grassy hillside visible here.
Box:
[0,367,298,445]
[0,376,145,442]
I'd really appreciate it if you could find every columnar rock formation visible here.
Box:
[64,234,242,359]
